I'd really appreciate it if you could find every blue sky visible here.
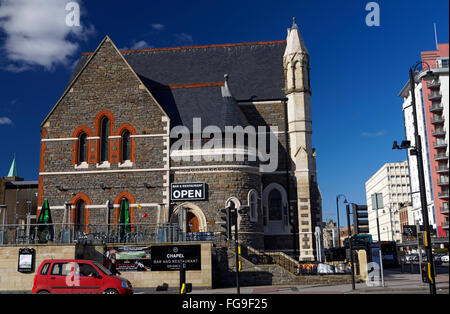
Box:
[0,0,448,224]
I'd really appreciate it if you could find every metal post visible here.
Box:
[233,207,240,294]
[373,196,385,287]
[416,221,423,281]
[346,203,355,290]
[336,196,342,247]
[409,67,436,294]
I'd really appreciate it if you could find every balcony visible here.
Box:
[441,206,449,215]
[430,104,443,112]
[427,81,441,89]
[431,116,445,124]
[432,127,446,137]
[436,165,449,174]
[433,141,447,149]
[435,153,449,161]
[442,221,449,229]
[438,191,449,199]
[438,179,450,186]
[428,92,442,101]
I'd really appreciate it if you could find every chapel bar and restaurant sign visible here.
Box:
[171,183,208,201]
[151,245,201,271]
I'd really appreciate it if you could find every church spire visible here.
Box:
[284,17,308,57]
[7,154,18,177]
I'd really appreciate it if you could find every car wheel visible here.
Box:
[38,290,50,294]
[103,289,119,295]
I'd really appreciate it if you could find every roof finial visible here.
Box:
[292,17,298,29]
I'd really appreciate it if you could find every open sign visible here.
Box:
[171,183,207,201]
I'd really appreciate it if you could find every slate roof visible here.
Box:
[69,40,287,130]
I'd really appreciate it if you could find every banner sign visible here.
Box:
[18,248,35,273]
[171,183,208,201]
[151,245,201,271]
[105,246,151,272]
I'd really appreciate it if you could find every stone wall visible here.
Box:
[0,245,77,292]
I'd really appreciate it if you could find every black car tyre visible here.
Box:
[103,288,119,294]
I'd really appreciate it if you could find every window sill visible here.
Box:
[118,160,134,168]
[96,161,111,169]
[75,162,89,169]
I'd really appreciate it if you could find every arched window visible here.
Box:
[263,183,289,234]
[248,189,258,222]
[100,117,110,162]
[75,199,86,233]
[78,132,88,163]
[268,189,282,221]
[121,130,131,162]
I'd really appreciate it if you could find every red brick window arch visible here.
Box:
[113,191,136,225]
[70,193,91,232]
[72,126,93,165]
[116,123,137,163]
[94,110,115,164]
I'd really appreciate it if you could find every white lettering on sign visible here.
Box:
[166,253,185,259]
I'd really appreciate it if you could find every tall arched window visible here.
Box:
[78,132,88,163]
[248,190,258,222]
[75,199,86,233]
[100,117,110,162]
[121,130,131,162]
[268,189,282,221]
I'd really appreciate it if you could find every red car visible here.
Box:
[32,259,133,294]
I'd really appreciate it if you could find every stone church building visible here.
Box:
[37,20,322,261]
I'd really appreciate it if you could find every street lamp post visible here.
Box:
[336,194,347,247]
[394,62,437,294]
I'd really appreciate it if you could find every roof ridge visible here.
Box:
[82,40,286,56]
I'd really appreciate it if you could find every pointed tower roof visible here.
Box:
[7,155,18,177]
[284,17,308,57]
[221,74,249,128]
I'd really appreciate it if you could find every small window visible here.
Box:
[78,132,88,163]
[51,263,73,276]
[78,263,99,277]
[40,263,51,275]
[100,117,110,162]
[248,190,258,222]
[121,130,131,162]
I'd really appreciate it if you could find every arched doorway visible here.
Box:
[171,203,207,233]
[186,212,199,233]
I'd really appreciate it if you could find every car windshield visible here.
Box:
[94,262,113,276]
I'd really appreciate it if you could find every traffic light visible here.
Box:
[352,204,369,234]
[220,207,232,239]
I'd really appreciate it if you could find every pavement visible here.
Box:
[134,264,449,295]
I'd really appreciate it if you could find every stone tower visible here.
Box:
[284,18,321,261]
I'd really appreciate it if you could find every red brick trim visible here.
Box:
[148,82,224,91]
[113,191,136,225]
[116,123,137,163]
[72,125,94,165]
[37,127,47,208]
[94,110,115,164]
[82,40,287,56]
[70,193,92,232]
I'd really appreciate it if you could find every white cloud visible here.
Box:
[361,131,385,137]
[120,40,153,51]
[174,32,193,45]
[0,0,95,71]
[151,23,165,30]
[0,117,13,125]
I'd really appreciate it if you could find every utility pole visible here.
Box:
[373,193,385,287]
[346,203,355,290]
[408,67,436,294]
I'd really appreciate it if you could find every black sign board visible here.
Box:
[171,183,208,201]
[403,225,437,237]
[151,245,201,271]
[18,248,35,273]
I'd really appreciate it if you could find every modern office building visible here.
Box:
[365,161,411,242]
[399,43,449,237]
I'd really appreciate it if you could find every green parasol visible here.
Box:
[37,199,54,243]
